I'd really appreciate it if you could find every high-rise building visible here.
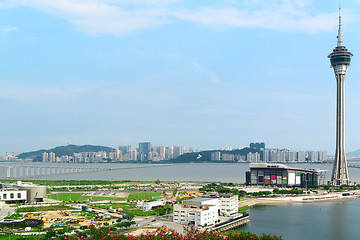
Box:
[319,151,328,162]
[211,152,221,161]
[287,151,297,162]
[49,152,55,162]
[263,150,269,162]
[119,145,132,153]
[42,152,48,162]
[249,142,265,150]
[173,146,185,158]
[158,146,165,160]
[328,6,353,186]
[165,146,174,160]
[297,151,306,162]
[247,152,260,162]
[308,151,319,162]
[139,142,151,161]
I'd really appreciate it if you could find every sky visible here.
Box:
[0,0,360,155]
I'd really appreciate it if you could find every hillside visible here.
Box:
[17,144,115,162]
[169,147,261,163]
[347,149,360,157]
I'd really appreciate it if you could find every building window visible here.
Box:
[10,193,14,199]
[3,194,6,199]
[17,193,21,198]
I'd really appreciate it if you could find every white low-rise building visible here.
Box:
[219,195,238,216]
[0,189,27,204]
[137,200,163,211]
[173,198,219,228]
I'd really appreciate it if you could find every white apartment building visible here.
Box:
[247,152,260,162]
[211,152,221,161]
[219,195,238,216]
[0,189,27,204]
[298,151,306,162]
[319,150,328,161]
[308,150,319,162]
[42,152,48,162]
[173,198,219,228]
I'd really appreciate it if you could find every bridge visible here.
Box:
[0,164,174,179]
[348,165,360,169]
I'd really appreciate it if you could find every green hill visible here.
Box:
[169,148,261,163]
[17,144,115,162]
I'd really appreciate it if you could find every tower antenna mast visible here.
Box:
[337,0,343,46]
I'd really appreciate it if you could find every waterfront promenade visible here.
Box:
[238,190,360,207]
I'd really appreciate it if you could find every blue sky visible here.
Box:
[0,0,360,155]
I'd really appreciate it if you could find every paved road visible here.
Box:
[0,206,15,220]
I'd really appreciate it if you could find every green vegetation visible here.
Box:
[5,213,22,219]
[128,192,161,200]
[49,192,89,202]
[169,148,261,163]
[49,191,161,202]
[176,196,195,203]
[222,229,282,240]
[0,234,46,239]
[93,202,154,217]
[154,206,173,215]
[7,179,130,186]
[272,188,303,195]
[17,144,115,162]
[65,225,282,240]
[48,192,127,202]
[238,205,250,214]
[41,226,75,239]
[17,205,74,212]
[94,202,172,217]
[199,183,271,197]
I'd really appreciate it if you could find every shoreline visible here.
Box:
[239,193,360,207]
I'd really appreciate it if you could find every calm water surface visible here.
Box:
[242,200,360,240]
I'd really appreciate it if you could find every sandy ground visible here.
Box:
[127,228,158,236]
[238,198,289,207]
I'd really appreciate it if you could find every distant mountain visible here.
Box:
[347,149,360,157]
[17,144,115,162]
[169,148,261,163]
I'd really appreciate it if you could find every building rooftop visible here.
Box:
[183,197,214,203]
[249,163,326,173]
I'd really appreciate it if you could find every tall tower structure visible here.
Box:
[328,5,353,186]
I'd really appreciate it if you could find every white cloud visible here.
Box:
[1,26,18,33]
[13,0,172,36]
[7,0,341,36]
[175,6,336,33]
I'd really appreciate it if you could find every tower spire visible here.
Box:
[337,1,343,46]
[328,1,353,186]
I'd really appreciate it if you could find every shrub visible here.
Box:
[63,225,282,240]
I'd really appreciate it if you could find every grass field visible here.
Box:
[9,180,165,186]
[238,205,249,213]
[94,203,156,216]
[17,205,74,212]
[49,191,161,202]
[49,192,129,202]
[0,234,46,239]
[127,192,161,200]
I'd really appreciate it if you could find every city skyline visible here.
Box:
[1,1,360,155]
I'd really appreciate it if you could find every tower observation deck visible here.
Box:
[328,5,353,186]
